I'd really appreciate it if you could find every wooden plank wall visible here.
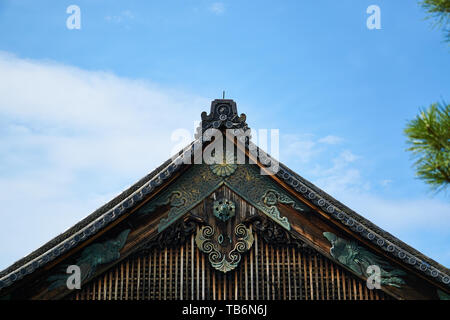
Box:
[68,231,392,300]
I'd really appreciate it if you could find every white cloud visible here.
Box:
[337,150,358,163]
[281,134,320,163]
[0,52,448,270]
[122,10,134,19]
[309,152,450,234]
[209,2,225,15]
[105,10,135,23]
[280,132,450,266]
[311,150,368,196]
[280,135,365,193]
[0,52,208,270]
[380,179,393,187]
[346,194,450,232]
[318,135,343,145]
[326,185,450,267]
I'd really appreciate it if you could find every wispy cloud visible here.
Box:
[0,52,208,270]
[312,149,367,196]
[281,134,367,193]
[318,135,343,145]
[105,10,135,23]
[280,132,450,266]
[209,2,225,15]
[281,133,329,164]
[0,52,448,269]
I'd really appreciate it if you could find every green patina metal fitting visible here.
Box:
[323,232,406,288]
[138,163,310,232]
[213,198,235,222]
[437,289,450,300]
[47,229,130,290]
[140,163,222,232]
[195,224,254,273]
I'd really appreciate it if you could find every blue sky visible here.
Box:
[0,0,449,270]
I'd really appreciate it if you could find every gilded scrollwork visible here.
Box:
[138,164,222,232]
[137,162,308,233]
[224,165,308,230]
[195,224,254,273]
[259,189,301,230]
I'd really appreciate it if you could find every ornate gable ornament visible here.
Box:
[195,99,249,139]
[195,197,254,273]
[142,163,299,233]
[1,98,450,300]
[138,160,304,273]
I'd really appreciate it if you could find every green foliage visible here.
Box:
[404,102,450,193]
[420,0,450,41]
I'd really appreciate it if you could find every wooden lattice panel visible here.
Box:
[68,231,393,300]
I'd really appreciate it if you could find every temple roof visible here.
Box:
[0,99,449,292]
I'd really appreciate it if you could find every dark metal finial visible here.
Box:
[222,91,225,99]
[195,99,249,138]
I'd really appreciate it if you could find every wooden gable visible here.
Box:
[1,99,449,301]
[63,184,395,301]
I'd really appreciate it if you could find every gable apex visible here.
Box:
[195,99,249,138]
